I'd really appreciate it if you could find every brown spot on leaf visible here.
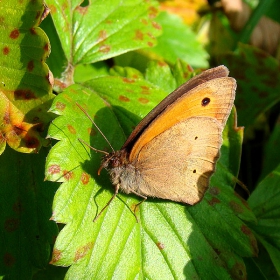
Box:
[138,97,149,104]
[258,91,269,98]
[30,28,36,35]
[230,261,246,279]
[5,218,20,232]
[152,21,161,30]
[156,242,165,250]
[75,5,88,14]
[81,172,90,185]
[50,249,62,264]
[35,10,41,19]
[119,95,130,102]
[4,253,15,267]
[141,86,150,94]
[13,201,23,214]
[158,61,166,67]
[148,6,158,18]
[209,186,220,196]
[63,170,74,181]
[56,102,66,111]
[134,30,144,40]
[147,32,155,40]
[229,201,243,214]
[147,41,154,47]
[48,4,57,13]
[44,43,49,52]
[122,77,135,84]
[27,61,34,72]
[10,29,20,39]
[241,224,251,235]
[67,124,76,134]
[234,193,250,209]
[48,164,61,175]
[98,30,107,41]
[99,44,111,53]
[3,46,9,55]
[74,242,93,262]
[25,136,39,148]
[241,225,258,256]
[208,197,220,206]
[141,18,148,25]
[14,89,36,100]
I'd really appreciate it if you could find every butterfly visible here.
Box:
[78,65,236,221]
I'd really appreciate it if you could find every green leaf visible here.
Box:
[114,11,209,70]
[150,11,209,68]
[47,0,161,66]
[46,64,257,279]
[0,0,55,154]
[74,62,110,83]
[248,164,280,275]
[40,14,67,78]
[260,116,280,181]
[221,44,280,127]
[0,146,58,279]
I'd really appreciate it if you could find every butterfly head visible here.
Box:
[98,149,129,175]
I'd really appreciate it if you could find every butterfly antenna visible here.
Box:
[76,103,115,152]
[78,138,109,155]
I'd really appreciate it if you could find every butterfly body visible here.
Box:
[98,66,236,207]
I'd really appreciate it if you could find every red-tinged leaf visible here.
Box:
[0,0,55,154]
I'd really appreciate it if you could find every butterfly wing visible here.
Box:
[133,117,223,204]
[129,76,236,161]
[122,65,231,151]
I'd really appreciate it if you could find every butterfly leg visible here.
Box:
[93,183,120,222]
[128,189,147,222]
